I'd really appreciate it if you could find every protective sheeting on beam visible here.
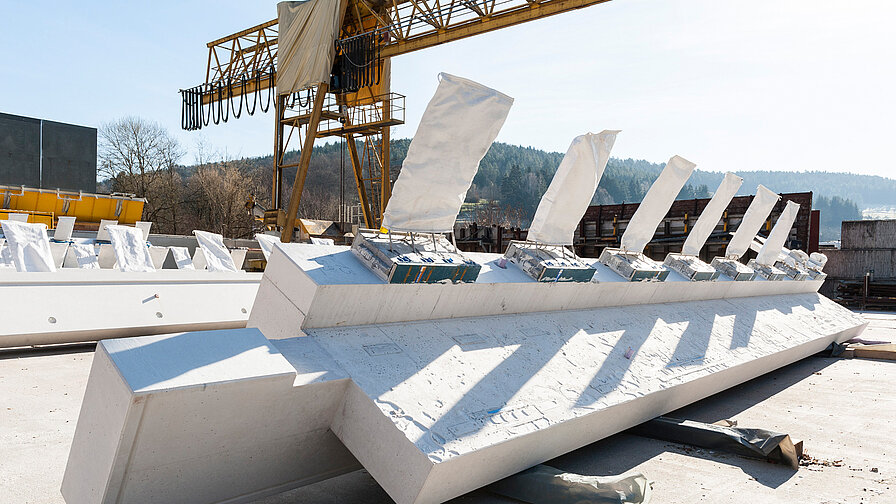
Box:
[680,172,743,256]
[756,200,800,265]
[0,220,56,272]
[381,73,513,233]
[725,185,779,259]
[106,225,155,273]
[527,131,619,245]
[620,155,696,253]
[276,0,345,93]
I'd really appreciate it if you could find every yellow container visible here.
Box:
[0,185,146,227]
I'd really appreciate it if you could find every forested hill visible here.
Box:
[230,139,890,239]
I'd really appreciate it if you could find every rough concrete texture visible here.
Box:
[2,314,894,504]
[311,293,864,503]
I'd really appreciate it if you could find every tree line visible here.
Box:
[98,117,879,239]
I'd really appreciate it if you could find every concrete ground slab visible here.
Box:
[2,315,894,503]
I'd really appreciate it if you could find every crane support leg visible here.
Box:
[281,83,329,243]
[345,133,374,229]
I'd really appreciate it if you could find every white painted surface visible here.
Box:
[0,270,261,347]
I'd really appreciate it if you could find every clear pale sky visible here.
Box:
[1,0,894,176]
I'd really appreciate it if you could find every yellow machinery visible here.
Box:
[180,0,614,241]
[0,184,146,229]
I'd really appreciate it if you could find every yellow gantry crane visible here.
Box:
[180,0,613,242]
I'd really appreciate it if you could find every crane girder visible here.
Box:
[191,0,612,105]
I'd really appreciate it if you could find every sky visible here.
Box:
[1,0,894,177]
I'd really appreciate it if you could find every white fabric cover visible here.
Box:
[54,216,76,241]
[680,172,743,256]
[70,243,100,269]
[310,237,335,245]
[382,73,514,233]
[0,220,57,272]
[276,0,344,93]
[8,213,28,222]
[106,225,155,272]
[170,247,195,270]
[255,233,279,261]
[193,230,238,272]
[527,131,620,245]
[620,155,697,252]
[725,185,780,259]
[756,200,800,265]
[0,239,14,268]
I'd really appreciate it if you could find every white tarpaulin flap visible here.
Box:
[381,73,514,233]
[194,230,238,272]
[106,225,155,272]
[170,246,195,270]
[726,185,780,259]
[255,233,279,261]
[276,0,343,93]
[71,243,100,269]
[0,220,57,272]
[756,200,800,265]
[620,155,697,252]
[527,131,620,245]
[680,172,743,256]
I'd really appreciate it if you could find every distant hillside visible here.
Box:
[213,139,886,239]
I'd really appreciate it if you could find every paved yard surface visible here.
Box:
[2,313,894,504]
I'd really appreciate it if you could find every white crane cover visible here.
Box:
[106,225,155,272]
[381,73,514,233]
[620,155,696,252]
[0,220,56,272]
[527,131,620,245]
[276,0,344,94]
[756,200,800,265]
[725,185,780,259]
[680,172,743,256]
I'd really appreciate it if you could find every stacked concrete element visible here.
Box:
[64,241,864,504]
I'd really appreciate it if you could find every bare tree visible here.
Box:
[98,117,185,234]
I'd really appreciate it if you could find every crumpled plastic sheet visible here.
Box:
[487,464,652,504]
[169,246,195,270]
[194,230,238,272]
[0,220,57,272]
[106,225,155,272]
[630,416,801,469]
[70,243,100,269]
[0,238,14,268]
